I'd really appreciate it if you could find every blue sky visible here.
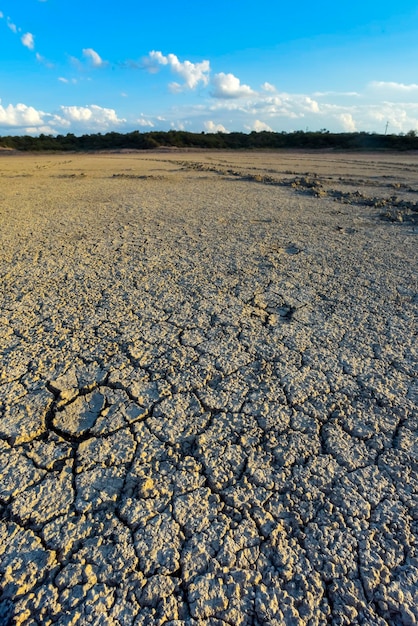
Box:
[1,0,418,135]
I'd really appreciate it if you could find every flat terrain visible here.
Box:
[0,151,417,625]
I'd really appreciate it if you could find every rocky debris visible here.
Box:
[111,173,167,180]
[179,159,418,224]
[0,151,417,624]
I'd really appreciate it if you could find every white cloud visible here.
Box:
[136,116,154,127]
[36,52,54,68]
[146,50,168,68]
[363,102,418,132]
[301,96,320,113]
[0,12,4,18]
[145,51,210,90]
[58,104,125,129]
[204,120,228,133]
[58,76,77,84]
[0,102,44,127]
[204,90,362,131]
[369,81,418,92]
[338,113,357,132]
[246,119,273,132]
[261,82,276,93]
[165,78,417,133]
[211,72,255,98]
[168,81,182,93]
[60,106,93,122]
[4,74,418,138]
[7,19,18,33]
[82,48,106,68]
[313,90,360,97]
[0,100,128,134]
[25,125,56,134]
[21,32,34,50]
[252,92,322,120]
[170,120,186,130]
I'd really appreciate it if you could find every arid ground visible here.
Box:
[0,151,417,625]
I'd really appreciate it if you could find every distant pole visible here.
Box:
[385,121,389,135]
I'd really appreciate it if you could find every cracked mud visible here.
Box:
[1,151,417,625]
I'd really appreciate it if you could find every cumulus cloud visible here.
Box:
[58,104,125,128]
[204,120,228,133]
[214,91,320,121]
[21,32,35,50]
[4,74,418,137]
[363,102,418,132]
[211,72,255,99]
[144,51,210,90]
[246,119,273,132]
[98,91,416,134]
[60,106,94,122]
[0,101,44,127]
[301,96,320,113]
[0,99,130,134]
[198,81,418,132]
[82,48,106,68]
[338,113,357,132]
[204,90,365,132]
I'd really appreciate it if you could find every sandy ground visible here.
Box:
[0,151,417,625]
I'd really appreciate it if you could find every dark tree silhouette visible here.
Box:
[1,130,418,152]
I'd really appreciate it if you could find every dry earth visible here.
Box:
[0,150,417,625]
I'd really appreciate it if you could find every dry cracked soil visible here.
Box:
[0,150,417,625]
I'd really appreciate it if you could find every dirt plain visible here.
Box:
[0,150,417,625]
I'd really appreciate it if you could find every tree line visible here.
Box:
[1,129,418,152]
